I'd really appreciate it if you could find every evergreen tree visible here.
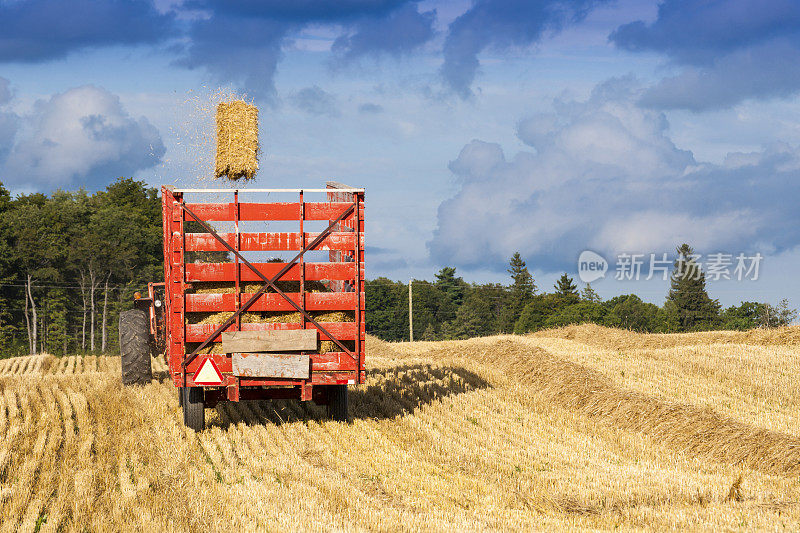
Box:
[508,252,536,296]
[500,252,535,332]
[421,323,437,341]
[580,283,601,303]
[667,243,720,331]
[434,267,467,309]
[554,273,578,297]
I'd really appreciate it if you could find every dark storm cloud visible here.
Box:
[0,78,19,162]
[191,0,411,22]
[179,0,434,100]
[441,0,611,98]
[0,0,175,62]
[610,0,800,64]
[0,0,435,101]
[290,86,340,116]
[610,0,800,109]
[0,78,11,105]
[176,13,288,102]
[332,4,435,62]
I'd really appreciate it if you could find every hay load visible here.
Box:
[215,100,259,180]
[185,281,355,354]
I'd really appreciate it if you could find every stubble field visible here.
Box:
[0,325,798,531]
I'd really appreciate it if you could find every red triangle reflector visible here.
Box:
[192,358,224,386]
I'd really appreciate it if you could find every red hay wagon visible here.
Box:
[119,182,365,430]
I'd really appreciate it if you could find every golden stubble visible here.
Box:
[0,326,797,531]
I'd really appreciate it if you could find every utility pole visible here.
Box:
[409,279,413,342]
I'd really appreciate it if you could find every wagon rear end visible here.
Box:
[161,183,364,430]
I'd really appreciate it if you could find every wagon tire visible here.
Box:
[119,309,152,386]
[327,385,349,422]
[182,387,205,431]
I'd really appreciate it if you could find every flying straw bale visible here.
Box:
[215,100,259,180]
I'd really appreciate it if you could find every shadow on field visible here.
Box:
[210,364,490,428]
[350,364,491,420]
[152,369,171,383]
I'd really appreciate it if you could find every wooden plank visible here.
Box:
[222,329,318,353]
[186,322,360,342]
[183,201,362,222]
[240,202,360,221]
[183,202,234,221]
[180,231,360,252]
[232,353,310,378]
[184,292,362,313]
[185,261,358,282]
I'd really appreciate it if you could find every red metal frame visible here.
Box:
[160,184,365,402]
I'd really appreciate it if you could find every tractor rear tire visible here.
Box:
[327,385,349,422]
[182,387,205,431]
[119,309,152,386]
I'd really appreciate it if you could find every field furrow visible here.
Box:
[0,329,797,530]
[10,384,62,532]
[7,358,21,376]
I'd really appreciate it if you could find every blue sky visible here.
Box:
[1,0,799,307]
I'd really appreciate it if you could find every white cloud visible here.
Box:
[429,77,800,273]
[1,84,164,192]
[593,210,761,253]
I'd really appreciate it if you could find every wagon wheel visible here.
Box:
[326,385,349,422]
[119,309,152,386]
[181,387,205,431]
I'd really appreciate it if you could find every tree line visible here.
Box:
[366,247,797,341]
[0,178,163,356]
[0,178,793,354]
